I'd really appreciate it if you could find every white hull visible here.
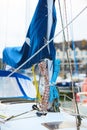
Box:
[0,102,87,130]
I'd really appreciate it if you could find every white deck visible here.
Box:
[0,103,87,130]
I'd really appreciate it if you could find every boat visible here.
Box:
[0,0,87,130]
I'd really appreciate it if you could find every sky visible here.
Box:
[0,0,87,58]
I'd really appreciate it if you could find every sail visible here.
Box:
[3,0,57,69]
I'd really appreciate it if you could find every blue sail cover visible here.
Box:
[0,70,36,100]
[3,0,57,69]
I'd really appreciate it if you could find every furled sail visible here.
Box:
[3,0,57,69]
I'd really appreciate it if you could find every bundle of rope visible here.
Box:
[38,61,49,111]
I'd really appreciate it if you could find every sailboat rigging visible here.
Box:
[57,0,82,128]
[2,5,87,76]
[0,0,87,130]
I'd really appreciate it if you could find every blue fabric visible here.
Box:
[49,86,59,102]
[49,59,61,102]
[51,59,61,83]
[3,0,57,69]
[0,69,30,79]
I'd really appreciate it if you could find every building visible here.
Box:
[55,40,87,74]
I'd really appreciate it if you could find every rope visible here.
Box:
[58,0,66,77]
[38,61,49,111]
[58,0,76,116]
[63,0,82,128]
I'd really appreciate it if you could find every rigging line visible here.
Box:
[63,0,82,128]
[7,5,87,77]
[5,104,39,121]
[57,1,80,126]
[54,5,87,81]
[58,0,66,77]
[57,0,75,78]
[63,0,73,79]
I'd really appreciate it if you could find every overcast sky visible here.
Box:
[0,0,87,58]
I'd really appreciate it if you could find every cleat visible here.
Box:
[36,111,47,117]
